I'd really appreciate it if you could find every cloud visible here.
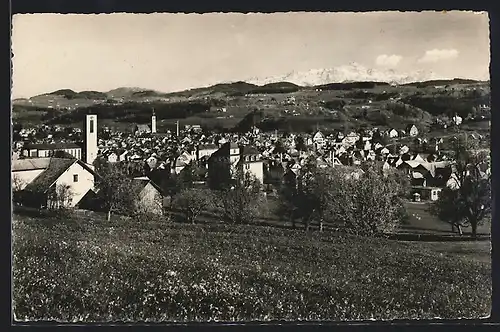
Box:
[375,54,402,67]
[417,49,459,63]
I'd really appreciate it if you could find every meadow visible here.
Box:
[12,211,491,322]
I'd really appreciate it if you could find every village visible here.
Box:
[10,11,494,323]
[11,106,490,215]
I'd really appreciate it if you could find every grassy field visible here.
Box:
[401,202,491,236]
[12,212,491,322]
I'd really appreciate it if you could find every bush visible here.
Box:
[130,208,168,223]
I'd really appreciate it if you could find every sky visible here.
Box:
[11,11,490,98]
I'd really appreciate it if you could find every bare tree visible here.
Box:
[12,174,24,193]
[47,184,74,212]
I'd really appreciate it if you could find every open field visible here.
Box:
[401,202,491,236]
[12,212,491,321]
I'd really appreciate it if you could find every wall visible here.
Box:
[12,169,44,190]
[38,150,49,157]
[198,149,217,160]
[243,161,264,184]
[84,114,98,165]
[54,162,95,207]
[151,116,157,133]
[137,183,163,215]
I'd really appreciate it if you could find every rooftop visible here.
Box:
[24,142,82,150]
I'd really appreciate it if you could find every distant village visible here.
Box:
[11,109,491,211]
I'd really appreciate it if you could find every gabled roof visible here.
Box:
[12,158,52,171]
[135,124,151,132]
[240,146,260,156]
[198,143,218,150]
[132,177,163,196]
[24,158,79,193]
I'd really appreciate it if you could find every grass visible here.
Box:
[12,212,491,322]
[402,202,491,236]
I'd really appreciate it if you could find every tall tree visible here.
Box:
[93,158,138,221]
[431,137,491,237]
[218,170,264,224]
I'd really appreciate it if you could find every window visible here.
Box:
[89,119,94,133]
[73,174,79,182]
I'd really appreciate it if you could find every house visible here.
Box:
[239,146,264,184]
[197,144,218,160]
[22,142,83,159]
[146,156,158,169]
[134,124,151,135]
[106,152,118,163]
[411,186,442,201]
[12,157,98,209]
[388,129,399,138]
[185,124,203,133]
[400,145,410,155]
[207,142,263,189]
[119,150,128,162]
[452,115,463,126]
[380,147,390,155]
[132,176,164,215]
[406,124,419,137]
[312,130,325,147]
[173,158,189,174]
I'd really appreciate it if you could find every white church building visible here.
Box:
[12,114,99,209]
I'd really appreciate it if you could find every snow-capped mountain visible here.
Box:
[246,63,442,86]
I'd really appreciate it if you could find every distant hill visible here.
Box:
[40,89,108,100]
[246,82,301,95]
[106,87,150,99]
[209,81,259,95]
[11,75,490,134]
[402,78,488,88]
[314,81,390,91]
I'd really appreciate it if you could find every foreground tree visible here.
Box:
[295,164,336,232]
[218,170,264,224]
[279,160,339,232]
[283,162,408,235]
[173,188,214,224]
[94,158,138,221]
[430,138,491,237]
[47,184,74,210]
[346,167,405,235]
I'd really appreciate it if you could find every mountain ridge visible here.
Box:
[13,77,488,103]
[245,63,448,86]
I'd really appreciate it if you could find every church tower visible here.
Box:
[151,108,157,134]
[84,114,98,166]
